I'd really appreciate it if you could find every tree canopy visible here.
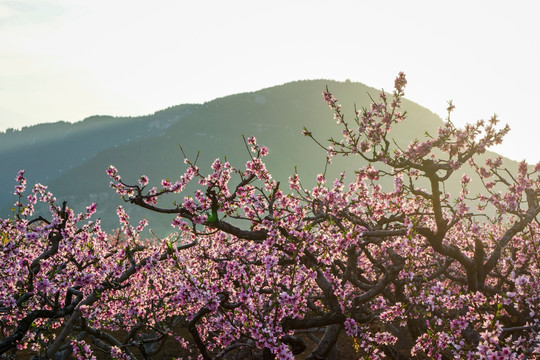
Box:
[1,73,538,359]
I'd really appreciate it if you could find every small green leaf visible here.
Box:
[207,212,218,223]
[166,240,174,253]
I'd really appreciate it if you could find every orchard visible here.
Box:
[1,73,538,359]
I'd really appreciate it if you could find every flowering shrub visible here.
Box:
[1,73,539,359]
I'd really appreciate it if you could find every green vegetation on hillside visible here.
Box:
[0,80,517,234]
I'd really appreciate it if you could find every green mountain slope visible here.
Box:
[0,80,517,235]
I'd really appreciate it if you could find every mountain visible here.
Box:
[0,80,518,235]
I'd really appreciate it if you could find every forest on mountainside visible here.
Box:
[0,80,518,235]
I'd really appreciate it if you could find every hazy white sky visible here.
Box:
[1,0,539,163]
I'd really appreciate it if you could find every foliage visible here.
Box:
[0,73,539,359]
[0,79,453,234]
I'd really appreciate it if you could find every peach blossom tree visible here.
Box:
[1,73,538,359]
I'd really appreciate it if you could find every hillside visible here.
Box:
[0,80,517,235]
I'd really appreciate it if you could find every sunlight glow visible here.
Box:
[1,0,539,163]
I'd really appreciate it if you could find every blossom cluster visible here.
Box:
[1,73,539,359]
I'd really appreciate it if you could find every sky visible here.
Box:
[1,0,539,163]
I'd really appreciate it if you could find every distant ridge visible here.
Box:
[0,80,517,234]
